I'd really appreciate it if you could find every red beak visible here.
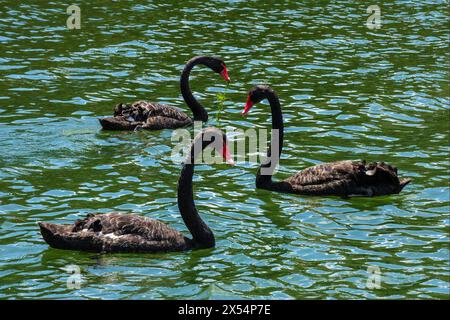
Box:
[220,66,231,82]
[221,142,235,166]
[241,95,253,116]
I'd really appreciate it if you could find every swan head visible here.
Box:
[199,56,230,82]
[242,85,274,116]
[190,128,235,166]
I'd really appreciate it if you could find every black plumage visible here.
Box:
[39,213,192,253]
[99,101,192,131]
[38,128,232,253]
[99,56,230,131]
[244,85,411,197]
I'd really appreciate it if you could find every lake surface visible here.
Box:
[0,1,448,299]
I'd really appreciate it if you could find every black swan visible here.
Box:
[99,56,230,131]
[38,128,234,253]
[241,85,411,197]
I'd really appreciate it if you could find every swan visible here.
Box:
[38,128,234,253]
[99,56,230,131]
[241,85,411,197]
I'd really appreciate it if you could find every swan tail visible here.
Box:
[38,222,67,248]
[38,221,103,252]
[98,117,140,130]
[398,178,412,192]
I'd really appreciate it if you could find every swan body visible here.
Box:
[39,213,192,253]
[243,85,411,198]
[259,160,411,197]
[99,56,230,131]
[38,128,233,253]
[99,101,193,131]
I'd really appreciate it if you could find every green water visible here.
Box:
[0,1,449,299]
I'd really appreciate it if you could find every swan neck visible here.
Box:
[177,150,215,248]
[257,91,284,186]
[180,58,208,122]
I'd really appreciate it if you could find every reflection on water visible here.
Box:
[0,1,448,299]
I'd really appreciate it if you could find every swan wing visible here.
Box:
[74,213,184,242]
[39,213,190,253]
[124,101,191,122]
[284,160,357,186]
[284,160,409,196]
[99,101,192,130]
